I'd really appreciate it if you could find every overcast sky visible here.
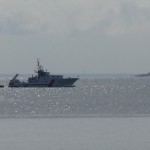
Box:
[0,0,150,74]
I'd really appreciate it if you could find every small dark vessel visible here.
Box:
[0,85,4,88]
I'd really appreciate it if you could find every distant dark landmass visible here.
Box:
[135,72,150,77]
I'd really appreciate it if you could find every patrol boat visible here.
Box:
[9,59,79,87]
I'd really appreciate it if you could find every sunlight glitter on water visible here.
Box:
[0,75,150,117]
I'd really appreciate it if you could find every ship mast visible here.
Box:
[37,58,43,71]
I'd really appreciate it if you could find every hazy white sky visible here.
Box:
[0,0,150,74]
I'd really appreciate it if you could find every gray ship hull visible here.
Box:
[8,59,79,88]
[9,78,78,87]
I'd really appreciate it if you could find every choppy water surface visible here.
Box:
[1,75,150,150]
[0,74,150,117]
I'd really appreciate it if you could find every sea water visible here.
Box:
[0,74,150,150]
[0,117,150,150]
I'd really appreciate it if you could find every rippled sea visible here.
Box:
[0,74,150,150]
[0,74,150,117]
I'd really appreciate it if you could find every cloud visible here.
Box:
[0,0,150,36]
[104,1,150,36]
